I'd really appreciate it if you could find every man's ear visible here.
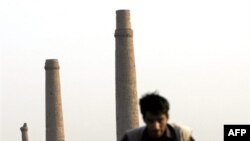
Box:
[165,112,169,119]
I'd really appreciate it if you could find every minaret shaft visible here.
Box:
[115,10,139,141]
[20,123,29,141]
[45,59,65,141]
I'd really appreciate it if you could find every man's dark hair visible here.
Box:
[139,91,169,116]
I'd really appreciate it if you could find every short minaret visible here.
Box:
[20,123,29,141]
[45,59,65,141]
[115,10,139,141]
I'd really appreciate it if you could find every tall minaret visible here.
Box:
[115,10,139,141]
[45,59,65,141]
[20,123,29,141]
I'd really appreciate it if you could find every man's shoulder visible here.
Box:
[126,126,146,134]
[169,122,193,132]
[168,122,194,141]
[125,126,146,141]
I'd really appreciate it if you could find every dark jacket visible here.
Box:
[121,123,195,141]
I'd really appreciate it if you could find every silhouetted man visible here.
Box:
[121,92,195,141]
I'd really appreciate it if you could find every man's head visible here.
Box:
[139,92,169,139]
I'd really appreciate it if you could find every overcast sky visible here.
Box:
[1,1,250,141]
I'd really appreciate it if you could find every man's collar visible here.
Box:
[165,125,172,138]
[166,124,176,139]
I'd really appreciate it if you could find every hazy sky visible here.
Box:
[1,1,250,141]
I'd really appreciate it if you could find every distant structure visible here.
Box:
[115,10,139,141]
[20,123,29,141]
[45,59,65,141]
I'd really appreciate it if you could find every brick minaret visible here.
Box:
[45,59,65,141]
[20,123,29,141]
[115,10,139,141]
